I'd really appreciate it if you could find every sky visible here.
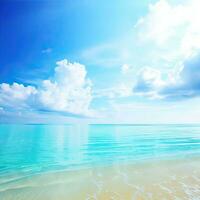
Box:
[1,0,200,124]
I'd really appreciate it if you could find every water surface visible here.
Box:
[0,124,200,199]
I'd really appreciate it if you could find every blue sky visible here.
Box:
[1,0,200,124]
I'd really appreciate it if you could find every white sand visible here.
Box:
[0,158,200,200]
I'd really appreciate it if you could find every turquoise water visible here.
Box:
[0,124,200,176]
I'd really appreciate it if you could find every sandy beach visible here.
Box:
[1,157,200,200]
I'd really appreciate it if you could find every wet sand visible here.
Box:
[0,157,200,200]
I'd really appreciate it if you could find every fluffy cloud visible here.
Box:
[133,53,200,99]
[136,0,200,61]
[134,67,165,93]
[0,59,93,116]
[38,59,92,115]
[0,83,37,109]
[132,0,200,100]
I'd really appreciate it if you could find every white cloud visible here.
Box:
[136,0,200,61]
[0,83,37,109]
[131,0,200,100]
[133,53,200,99]
[134,67,165,92]
[0,59,93,116]
[78,0,200,71]
[38,59,92,115]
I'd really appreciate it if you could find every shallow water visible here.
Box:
[0,124,200,199]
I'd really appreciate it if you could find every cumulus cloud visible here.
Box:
[136,0,200,61]
[134,67,165,93]
[38,59,92,115]
[0,59,93,116]
[132,0,200,100]
[133,53,200,99]
[0,83,37,109]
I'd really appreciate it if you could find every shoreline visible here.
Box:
[1,157,200,200]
